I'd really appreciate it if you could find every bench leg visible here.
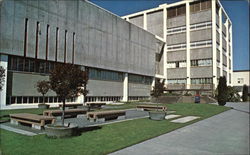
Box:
[96,118,105,123]
[32,124,42,130]
[118,116,126,120]
[10,119,19,125]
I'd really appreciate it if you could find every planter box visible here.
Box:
[38,104,50,109]
[149,111,166,121]
[45,123,78,138]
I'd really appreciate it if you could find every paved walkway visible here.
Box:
[111,102,249,155]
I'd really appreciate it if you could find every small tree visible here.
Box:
[0,66,5,91]
[49,63,88,125]
[242,85,248,102]
[217,76,228,106]
[151,79,165,110]
[36,80,50,104]
[227,86,241,102]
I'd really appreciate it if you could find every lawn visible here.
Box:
[0,103,230,155]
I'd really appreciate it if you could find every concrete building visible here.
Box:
[122,0,233,93]
[232,70,250,95]
[0,0,165,109]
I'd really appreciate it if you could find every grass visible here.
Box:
[0,103,230,155]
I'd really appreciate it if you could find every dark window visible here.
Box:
[64,30,67,63]
[168,5,186,18]
[72,32,75,64]
[35,22,40,58]
[55,27,59,61]
[23,97,28,103]
[24,18,28,57]
[34,97,38,103]
[46,25,49,60]
[28,97,33,103]
[167,7,176,18]
[18,58,24,71]
[16,97,22,104]
[24,59,29,72]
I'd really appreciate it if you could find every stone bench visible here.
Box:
[10,113,55,130]
[86,102,106,109]
[136,105,167,111]
[87,110,126,122]
[58,103,83,109]
[43,109,87,118]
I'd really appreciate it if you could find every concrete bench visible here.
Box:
[86,102,106,109]
[10,113,55,130]
[58,103,83,109]
[43,109,87,118]
[87,110,126,122]
[136,105,167,111]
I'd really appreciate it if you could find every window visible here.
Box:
[167,5,186,18]
[129,74,152,85]
[237,78,244,84]
[191,59,212,67]
[190,0,211,13]
[191,78,212,84]
[24,18,28,57]
[167,61,186,68]
[89,68,124,82]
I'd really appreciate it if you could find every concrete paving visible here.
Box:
[0,124,37,136]
[111,102,249,155]
[165,115,181,120]
[170,116,200,123]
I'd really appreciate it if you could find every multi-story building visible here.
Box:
[0,0,165,109]
[232,70,250,95]
[123,0,233,93]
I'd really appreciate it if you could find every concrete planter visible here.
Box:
[44,123,78,138]
[38,104,50,109]
[149,111,166,121]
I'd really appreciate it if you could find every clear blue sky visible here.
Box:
[90,0,249,71]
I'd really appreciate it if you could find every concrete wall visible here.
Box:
[167,15,186,28]
[190,28,212,42]
[130,15,143,29]
[7,72,56,96]
[190,66,212,78]
[190,10,212,24]
[167,33,186,45]
[167,50,186,62]
[190,47,212,59]
[167,68,187,79]
[87,80,123,96]
[0,0,157,76]
[128,83,151,96]
[232,71,250,86]
[147,10,163,38]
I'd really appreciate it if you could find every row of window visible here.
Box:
[167,78,213,84]
[190,0,211,13]
[190,40,212,48]
[85,96,122,102]
[167,61,186,68]
[167,26,186,35]
[88,68,124,82]
[128,74,152,85]
[6,96,75,105]
[8,56,56,74]
[191,59,212,67]
[168,79,186,84]
[190,21,212,31]
[191,78,212,84]
[167,44,186,50]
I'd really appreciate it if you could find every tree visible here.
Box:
[242,85,248,102]
[36,80,50,104]
[150,79,165,98]
[0,66,5,91]
[49,63,88,125]
[217,76,228,106]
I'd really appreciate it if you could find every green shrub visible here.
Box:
[242,85,248,102]
[217,76,228,106]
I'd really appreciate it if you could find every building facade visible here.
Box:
[232,70,250,95]
[0,0,165,109]
[123,0,233,92]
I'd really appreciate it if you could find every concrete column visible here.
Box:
[212,0,218,89]
[219,7,223,78]
[225,20,230,85]
[229,24,233,86]
[0,54,8,109]
[163,7,168,83]
[186,2,191,89]
[122,73,128,102]
[143,13,147,30]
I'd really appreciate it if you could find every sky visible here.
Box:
[90,0,249,71]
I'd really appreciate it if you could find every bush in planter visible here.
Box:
[36,80,50,109]
[49,63,89,126]
[149,79,166,120]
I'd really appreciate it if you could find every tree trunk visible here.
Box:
[62,99,65,126]
[43,94,45,104]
